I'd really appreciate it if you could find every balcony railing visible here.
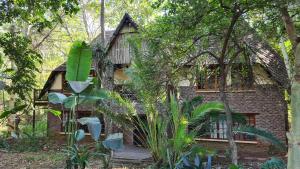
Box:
[114,85,137,101]
[33,89,48,106]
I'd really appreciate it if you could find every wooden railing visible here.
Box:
[33,89,48,106]
[114,84,137,101]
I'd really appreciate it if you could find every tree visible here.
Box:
[277,2,300,169]
[246,1,299,167]
[100,0,105,44]
[0,0,80,107]
[129,0,280,164]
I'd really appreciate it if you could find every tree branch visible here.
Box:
[33,22,59,49]
[220,10,241,61]
[174,50,219,73]
[225,48,243,75]
[280,6,299,50]
[219,0,231,10]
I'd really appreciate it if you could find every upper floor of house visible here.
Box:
[35,13,290,105]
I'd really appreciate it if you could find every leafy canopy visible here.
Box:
[0,0,79,31]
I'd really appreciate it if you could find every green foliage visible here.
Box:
[48,92,67,104]
[190,102,224,120]
[0,0,79,31]
[8,135,47,152]
[234,126,286,151]
[0,136,10,150]
[182,96,203,117]
[0,104,27,119]
[102,133,123,151]
[65,144,90,169]
[46,109,62,117]
[260,157,286,169]
[229,164,244,169]
[118,94,219,168]
[74,129,85,142]
[66,41,92,82]
[0,32,42,101]
[78,117,101,142]
[20,120,47,138]
[175,153,212,169]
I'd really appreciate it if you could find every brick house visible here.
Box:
[35,14,289,156]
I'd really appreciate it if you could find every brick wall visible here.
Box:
[179,85,288,142]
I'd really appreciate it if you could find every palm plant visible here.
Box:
[108,91,286,168]
[107,93,222,168]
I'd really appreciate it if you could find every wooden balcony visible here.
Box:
[114,85,137,101]
[33,89,48,106]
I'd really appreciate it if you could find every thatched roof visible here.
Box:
[243,33,290,89]
[105,13,138,51]
[90,13,138,51]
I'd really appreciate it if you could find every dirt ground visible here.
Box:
[0,150,66,169]
[0,150,139,169]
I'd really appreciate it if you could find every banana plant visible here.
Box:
[48,40,122,168]
[64,117,123,169]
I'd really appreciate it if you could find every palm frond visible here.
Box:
[191,102,224,119]
[234,126,286,151]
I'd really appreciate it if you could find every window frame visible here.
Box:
[206,113,256,141]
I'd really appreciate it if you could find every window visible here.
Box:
[196,63,254,91]
[197,65,220,90]
[230,64,253,89]
[207,114,256,141]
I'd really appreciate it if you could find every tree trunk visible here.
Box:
[279,37,291,79]
[280,6,300,169]
[219,63,238,165]
[287,43,300,169]
[281,7,298,50]
[98,0,112,136]
[82,2,91,41]
[100,0,105,44]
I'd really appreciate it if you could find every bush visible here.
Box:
[260,157,286,169]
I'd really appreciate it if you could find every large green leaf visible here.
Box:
[0,105,27,119]
[74,129,85,142]
[103,133,123,150]
[66,41,92,82]
[78,117,101,142]
[69,79,91,93]
[63,95,81,109]
[48,92,67,104]
[45,109,62,117]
